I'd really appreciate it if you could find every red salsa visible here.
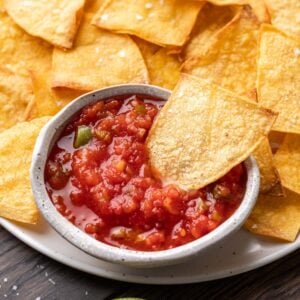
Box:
[45,95,246,251]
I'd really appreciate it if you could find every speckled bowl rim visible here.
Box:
[31,84,260,268]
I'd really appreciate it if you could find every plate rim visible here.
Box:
[0,217,299,285]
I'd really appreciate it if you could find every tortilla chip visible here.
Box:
[252,138,283,195]
[183,3,238,60]
[52,32,148,91]
[183,7,260,101]
[135,38,180,90]
[92,0,204,47]
[245,189,300,242]
[204,0,270,22]
[32,69,84,117]
[0,117,51,224]
[274,134,300,195]
[0,68,35,132]
[257,25,300,134]
[266,0,300,36]
[269,131,286,153]
[0,11,52,77]
[4,0,85,48]
[84,0,104,13]
[147,74,277,190]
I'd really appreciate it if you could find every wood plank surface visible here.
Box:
[0,227,299,300]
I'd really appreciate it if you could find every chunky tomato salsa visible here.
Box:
[45,95,246,251]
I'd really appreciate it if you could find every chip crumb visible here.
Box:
[48,278,56,285]
[12,285,18,290]
[85,291,88,296]
[145,2,153,9]
[3,278,7,283]
[4,294,7,298]
[36,297,41,300]
[45,272,48,277]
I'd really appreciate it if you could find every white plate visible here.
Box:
[0,216,299,284]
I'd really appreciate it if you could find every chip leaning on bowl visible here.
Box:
[0,0,299,244]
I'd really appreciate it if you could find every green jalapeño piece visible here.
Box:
[74,125,92,148]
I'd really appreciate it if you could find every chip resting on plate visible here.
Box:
[0,10,52,77]
[183,3,238,60]
[265,0,300,36]
[4,0,85,48]
[0,68,35,132]
[245,188,300,242]
[0,117,50,224]
[183,7,260,100]
[252,138,283,196]
[274,134,300,195]
[203,0,269,22]
[147,74,277,190]
[92,0,204,47]
[257,25,300,134]
[52,32,149,91]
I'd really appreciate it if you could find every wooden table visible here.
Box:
[0,227,299,300]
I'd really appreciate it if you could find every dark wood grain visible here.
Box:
[0,226,299,300]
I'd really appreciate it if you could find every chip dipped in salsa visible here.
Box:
[45,95,247,251]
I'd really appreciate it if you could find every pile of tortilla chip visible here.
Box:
[0,0,299,244]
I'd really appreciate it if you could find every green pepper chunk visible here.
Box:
[74,125,92,148]
[134,104,146,115]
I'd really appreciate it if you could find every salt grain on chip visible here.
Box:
[147,74,277,190]
[92,0,204,47]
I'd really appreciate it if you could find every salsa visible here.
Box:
[45,95,246,251]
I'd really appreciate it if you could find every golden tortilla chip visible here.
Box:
[0,11,52,77]
[183,3,238,60]
[147,74,277,190]
[92,0,204,47]
[144,48,180,90]
[183,7,260,101]
[84,0,104,13]
[0,117,51,224]
[266,0,300,36]
[274,134,300,195]
[245,189,300,242]
[52,32,148,91]
[32,69,84,117]
[4,0,85,48]
[252,138,283,195]
[0,68,35,132]
[257,25,300,134]
[74,13,105,47]
[269,131,286,153]
[135,38,180,90]
[204,0,269,22]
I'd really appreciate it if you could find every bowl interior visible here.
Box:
[31,84,260,268]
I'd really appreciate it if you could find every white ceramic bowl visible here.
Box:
[31,84,260,268]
